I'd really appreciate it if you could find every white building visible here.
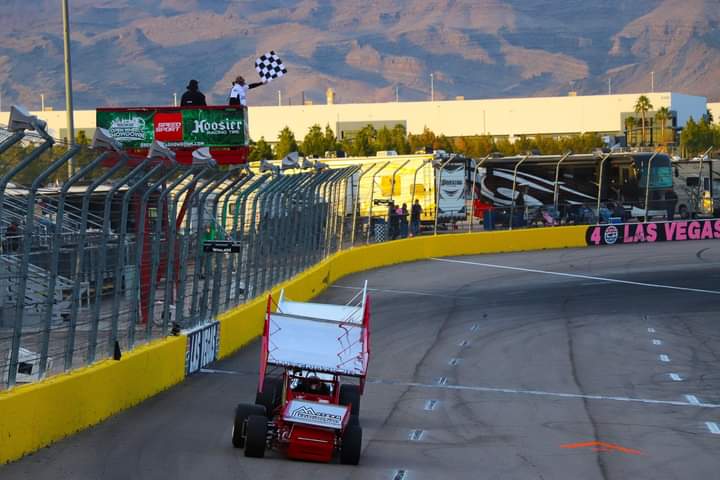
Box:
[0,92,708,143]
[708,102,720,124]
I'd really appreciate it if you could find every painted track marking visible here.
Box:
[648,328,656,333]
[393,469,408,480]
[652,339,662,345]
[706,422,720,434]
[669,373,683,382]
[424,400,439,411]
[409,429,425,441]
[685,395,701,405]
[431,258,720,295]
[659,354,671,362]
[436,376,448,385]
[449,358,459,366]
[366,379,720,409]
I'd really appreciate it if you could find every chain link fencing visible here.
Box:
[0,119,359,389]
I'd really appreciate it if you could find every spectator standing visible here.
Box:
[180,79,207,106]
[400,203,409,238]
[411,199,422,236]
[388,201,399,240]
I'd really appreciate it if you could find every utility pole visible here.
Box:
[61,0,75,177]
[278,90,282,106]
[651,71,655,92]
[41,94,45,112]
[430,73,434,102]
[608,78,612,95]
[173,92,178,107]
[396,85,399,102]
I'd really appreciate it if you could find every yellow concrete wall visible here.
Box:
[0,336,186,464]
[0,226,586,464]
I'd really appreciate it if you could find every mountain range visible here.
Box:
[1,0,719,111]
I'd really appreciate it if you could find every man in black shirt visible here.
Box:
[180,79,207,107]
[411,199,422,236]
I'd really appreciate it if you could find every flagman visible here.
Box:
[228,76,264,106]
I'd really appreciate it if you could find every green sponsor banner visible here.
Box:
[182,109,245,147]
[96,110,154,148]
[96,108,246,149]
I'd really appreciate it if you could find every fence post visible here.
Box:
[145,166,199,340]
[87,157,147,363]
[201,172,250,320]
[108,163,163,357]
[127,164,178,349]
[161,167,213,334]
[7,145,79,385]
[228,175,268,306]
[188,170,235,324]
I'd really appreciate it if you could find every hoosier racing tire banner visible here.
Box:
[587,219,720,246]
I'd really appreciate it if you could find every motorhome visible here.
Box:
[672,157,719,218]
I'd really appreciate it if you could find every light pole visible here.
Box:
[651,71,654,92]
[608,77,612,95]
[173,92,178,107]
[61,0,75,176]
[430,73,434,102]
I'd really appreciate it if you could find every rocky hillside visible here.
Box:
[1,0,718,110]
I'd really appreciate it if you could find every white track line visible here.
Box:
[366,379,720,409]
[431,258,720,295]
[669,373,683,382]
[331,284,472,300]
[660,354,671,362]
[652,339,663,346]
[706,422,720,434]
[685,395,701,405]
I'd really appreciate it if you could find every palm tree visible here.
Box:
[634,95,654,145]
[625,116,636,146]
[655,107,671,146]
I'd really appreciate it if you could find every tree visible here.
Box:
[274,126,299,159]
[375,126,394,152]
[680,116,718,157]
[408,127,436,153]
[301,124,326,157]
[248,136,273,162]
[655,107,671,145]
[634,95,653,145]
[390,124,410,154]
[323,125,338,154]
[625,116,636,146]
[351,125,377,156]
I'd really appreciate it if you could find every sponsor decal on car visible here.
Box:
[284,400,347,429]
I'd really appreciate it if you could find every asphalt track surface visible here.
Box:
[3,241,720,480]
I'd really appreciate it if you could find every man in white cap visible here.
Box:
[228,75,264,106]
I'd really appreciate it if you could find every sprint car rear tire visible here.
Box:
[244,415,268,458]
[233,404,265,448]
[255,376,282,418]
[339,384,361,416]
[340,424,362,465]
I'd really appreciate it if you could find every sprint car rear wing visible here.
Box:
[259,281,371,392]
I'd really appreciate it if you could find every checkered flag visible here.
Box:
[255,51,287,83]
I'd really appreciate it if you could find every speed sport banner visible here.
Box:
[587,219,720,246]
